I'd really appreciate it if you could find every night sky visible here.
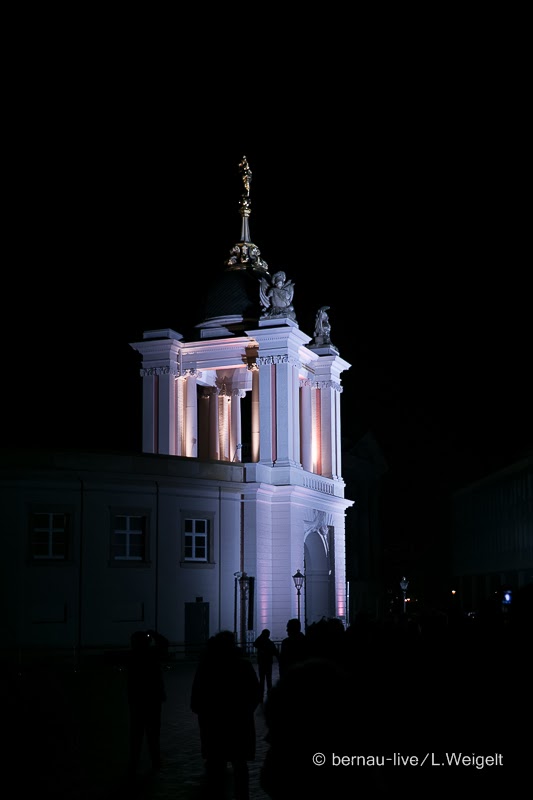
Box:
[7,102,531,579]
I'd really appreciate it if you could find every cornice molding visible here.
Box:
[300,378,343,393]
[140,366,181,378]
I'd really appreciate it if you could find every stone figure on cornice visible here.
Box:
[310,305,338,352]
[314,306,331,342]
[259,271,296,321]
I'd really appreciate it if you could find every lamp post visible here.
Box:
[292,569,305,624]
[400,576,409,615]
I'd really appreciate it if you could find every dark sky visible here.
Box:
[7,94,532,567]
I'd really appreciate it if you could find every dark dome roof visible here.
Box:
[203,267,262,321]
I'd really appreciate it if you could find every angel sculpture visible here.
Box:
[259,271,296,321]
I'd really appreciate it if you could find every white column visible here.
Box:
[130,331,183,456]
[335,385,342,480]
[140,370,157,454]
[300,380,312,471]
[257,358,275,465]
[218,386,231,461]
[157,368,177,456]
[209,388,220,460]
[311,385,321,475]
[250,366,260,463]
[249,324,313,469]
[231,389,245,461]
[318,380,337,479]
[185,370,198,458]
[176,377,186,455]
[198,390,210,460]
[334,515,347,622]
[271,356,301,467]
[275,356,291,464]
[290,360,301,466]
[312,354,351,480]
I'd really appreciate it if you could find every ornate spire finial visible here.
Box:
[225,156,268,272]
[239,155,252,196]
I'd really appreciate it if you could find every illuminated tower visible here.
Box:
[131,157,353,643]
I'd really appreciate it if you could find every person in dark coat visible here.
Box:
[260,656,387,797]
[253,628,279,702]
[190,630,261,800]
[127,629,167,775]
[278,618,308,679]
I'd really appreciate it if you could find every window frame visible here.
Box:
[180,510,215,568]
[109,508,151,567]
[28,507,74,563]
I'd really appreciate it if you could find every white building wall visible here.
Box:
[332,507,348,621]
[16,480,82,650]
[218,488,243,633]
[2,451,352,659]
[269,492,294,640]
[80,480,158,648]
[254,488,275,633]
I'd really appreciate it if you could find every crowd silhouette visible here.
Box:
[278,618,308,679]
[190,630,261,799]
[188,590,532,796]
[126,629,168,777]
[16,590,529,797]
[253,629,279,703]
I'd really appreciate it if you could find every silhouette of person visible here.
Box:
[278,618,308,679]
[127,629,167,776]
[305,616,346,665]
[190,630,261,800]
[253,629,279,702]
[260,656,386,796]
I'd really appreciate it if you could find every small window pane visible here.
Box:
[183,519,209,562]
[30,512,69,560]
[111,515,147,562]
[195,540,206,559]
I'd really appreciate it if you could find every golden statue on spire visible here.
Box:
[239,156,252,196]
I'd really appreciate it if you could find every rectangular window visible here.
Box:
[184,518,209,562]
[30,512,70,560]
[111,514,147,561]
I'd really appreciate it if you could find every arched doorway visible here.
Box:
[304,524,335,627]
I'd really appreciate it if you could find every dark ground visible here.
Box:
[8,657,273,799]
[5,630,529,798]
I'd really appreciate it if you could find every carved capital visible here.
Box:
[140,366,180,378]
[299,378,342,392]
[256,354,288,366]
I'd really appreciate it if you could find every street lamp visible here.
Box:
[400,576,409,615]
[292,569,305,624]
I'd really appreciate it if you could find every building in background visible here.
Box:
[342,431,388,621]
[451,452,533,614]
